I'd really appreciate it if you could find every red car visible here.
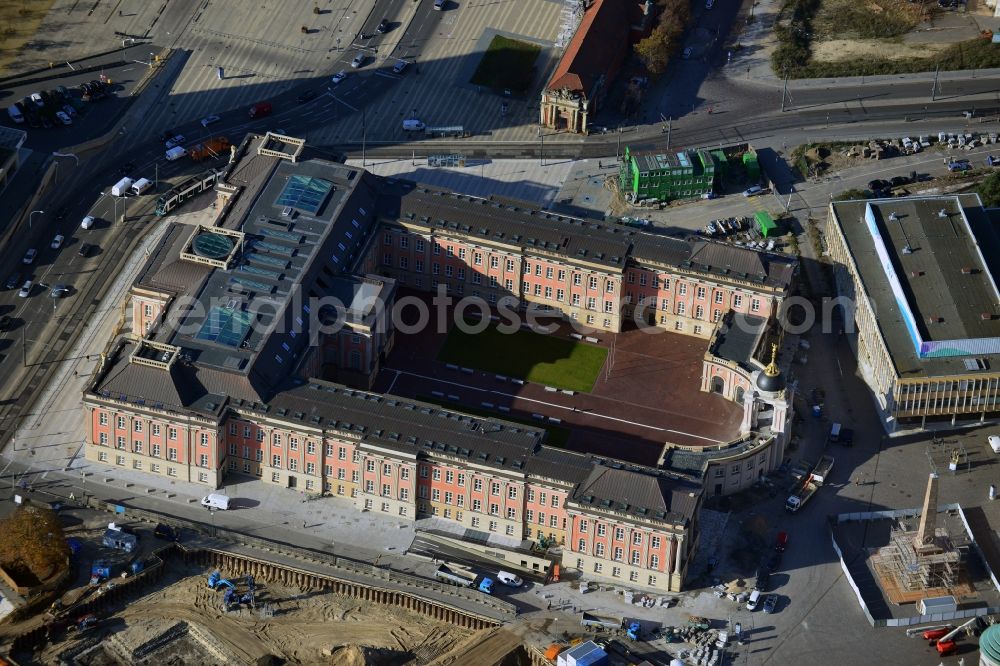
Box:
[922,628,950,641]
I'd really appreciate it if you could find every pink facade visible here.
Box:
[373,226,783,335]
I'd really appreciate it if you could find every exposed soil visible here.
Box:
[31,564,470,665]
[812,38,949,62]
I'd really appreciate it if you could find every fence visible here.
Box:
[829,504,1000,627]
[87,497,517,622]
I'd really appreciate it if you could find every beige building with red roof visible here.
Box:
[540,0,637,134]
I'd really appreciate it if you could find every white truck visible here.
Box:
[785,455,835,512]
[402,119,425,132]
[111,177,134,197]
[165,146,186,161]
[130,178,153,195]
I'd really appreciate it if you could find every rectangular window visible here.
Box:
[473,478,482,491]
[289,459,298,471]
[506,507,516,519]
[508,486,518,499]
[597,523,606,537]
[168,448,177,461]
[457,474,465,486]
[273,454,282,468]
[199,454,208,467]
[401,468,410,480]
[696,286,706,299]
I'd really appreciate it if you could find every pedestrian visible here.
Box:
[855,477,860,486]
[547,601,551,611]
[302,519,306,528]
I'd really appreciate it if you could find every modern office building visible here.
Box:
[827,194,1000,429]
[83,133,797,592]
[619,148,716,203]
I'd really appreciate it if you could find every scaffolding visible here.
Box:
[876,526,962,592]
[555,0,585,48]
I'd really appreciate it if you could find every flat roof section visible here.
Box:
[832,195,1000,377]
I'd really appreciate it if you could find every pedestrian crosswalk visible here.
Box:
[127,0,565,146]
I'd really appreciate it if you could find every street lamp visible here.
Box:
[537,128,544,167]
[29,210,44,229]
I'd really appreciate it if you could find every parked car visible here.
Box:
[376,18,389,33]
[890,175,910,187]
[200,114,221,127]
[50,284,69,298]
[742,185,763,197]
[5,273,21,289]
[989,435,1000,453]
[763,594,779,613]
[50,234,65,249]
[392,60,408,74]
[54,110,72,125]
[331,71,348,84]
[78,243,94,257]
[165,135,186,149]
[18,280,33,298]
[840,427,854,446]
[22,249,37,264]
[62,104,78,118]
[351,54,365,68]
[296,89,318,103]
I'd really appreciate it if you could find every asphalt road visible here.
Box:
[0,44,158,151]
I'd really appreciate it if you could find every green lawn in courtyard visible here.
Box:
[469,35,540,93]
[437,320,607,393]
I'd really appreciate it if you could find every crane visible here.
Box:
[934,617,977,655]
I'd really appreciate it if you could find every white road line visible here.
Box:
[330,94,358,112]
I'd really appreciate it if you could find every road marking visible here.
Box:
[330,95,358,112]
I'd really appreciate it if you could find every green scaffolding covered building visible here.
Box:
[619,147,716,203]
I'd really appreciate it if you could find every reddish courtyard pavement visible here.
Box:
[369,298,743,467]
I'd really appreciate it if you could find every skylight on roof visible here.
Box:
[196,306,253,347]
[276,175,333,215]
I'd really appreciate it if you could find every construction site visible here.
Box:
[0,505,531,666]
[832,472,1000,627]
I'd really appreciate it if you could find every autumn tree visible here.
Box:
[634,0,693,76]
[0,506,69,583]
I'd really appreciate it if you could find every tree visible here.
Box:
[634,0,693,77]
[0,506,69,582]
[977,172,1000,208]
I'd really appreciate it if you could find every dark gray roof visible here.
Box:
[831,195,1000,377]
[631,236,795,290]
[664,435,769,478]
[711,313,767,367]
[571,465,699,524]
[90,341,694,513]
[379,182,634,270]
[134,224,212,294]
[375,180,796,290]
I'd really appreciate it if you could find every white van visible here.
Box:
[165,146,186,161]
[829,422,842,442]
[989,435,1000,454]
[497,571,523,587]
[746,589,761,611]
[130,178,152,196]
[7,105,24,124]
[200,493,231,510]
[81,215,95,230]
[111,177,133,197]
[402,119,425,132]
